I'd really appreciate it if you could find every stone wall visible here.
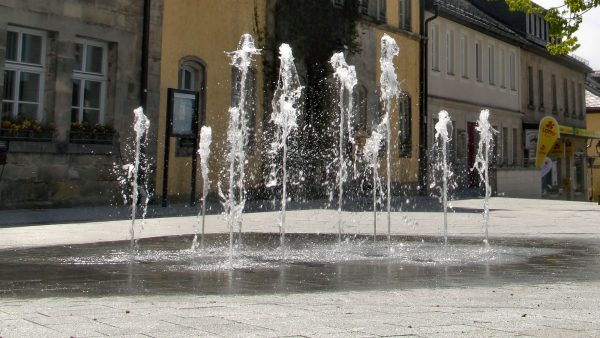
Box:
[0,0,162,208]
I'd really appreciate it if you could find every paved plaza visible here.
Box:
[1,197,600,337]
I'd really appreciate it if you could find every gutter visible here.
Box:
[418,1,438,193]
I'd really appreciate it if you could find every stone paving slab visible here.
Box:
[1,282,600,337]
[1,197,600,336]
[0,197,599,250]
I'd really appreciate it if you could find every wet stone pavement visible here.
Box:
[1,198,600,336]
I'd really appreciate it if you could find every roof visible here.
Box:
[587,90,600,110]
[428,0,528,46]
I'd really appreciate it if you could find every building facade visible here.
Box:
[470,0,592,200]
[0,0,162,208]
[425,0,525,195]
[157,0,423,204]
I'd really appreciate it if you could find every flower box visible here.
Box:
[0,128,53,142]
[69,131,115,144]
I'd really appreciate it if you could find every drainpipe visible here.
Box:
[141,0,151,107]
[418,1,438,194]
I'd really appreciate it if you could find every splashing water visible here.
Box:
[329,52,357,243]
[473,109,497,245]
[434,110,453,245]
[268,44,303,251]
[379,34,400,243]
[363,130,384,241]
[219,34,261,260]
[193,126,212,251]
[129,107,150,251]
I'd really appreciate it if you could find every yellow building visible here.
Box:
[586,89,600,202]
[156,0,421,204]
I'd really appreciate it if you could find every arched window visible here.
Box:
[178,56,205,92]
[176,56,206,156]
[398,92,411,157]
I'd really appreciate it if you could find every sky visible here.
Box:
[536,0,600,70]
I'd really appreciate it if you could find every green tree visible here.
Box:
[505,0,600,55]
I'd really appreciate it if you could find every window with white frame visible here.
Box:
[551,74,557,112]
[446,30,454,75]
[71,39,107,125]
[578,83,584,119]
[398,0,411,31]
[377,0,386,22]
[538,69,544,110]
[488,45,495,85]
[563,78,568,116]
[509,52,516,90]
[571,80,576,118]
[475,41,482,82]
[431,24,439,71]
[512,128,518,166]
[2,26,46,121]
[499,49,506,88]
[460,35,468,78]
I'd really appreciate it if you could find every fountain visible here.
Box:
[363,130,384,241]
[192,126,212,250]
[378,34,401,243]
[433,110,453,245]
[0,34,595,303]
[329,52,357,243]
[473,109,497,245]
[220,34,261,258]
[128,107,150,250]
[267,43,303,250]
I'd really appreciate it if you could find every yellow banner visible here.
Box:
[559,125,600,138]
[536,116,559,168]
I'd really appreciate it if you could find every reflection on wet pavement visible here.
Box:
[1,233,599,298]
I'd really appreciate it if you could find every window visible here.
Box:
[232,66,257,147]
[551,74,557,113]
[527,66,534,108]
[502,127,508,167]
[571,80,576,118]
[2,27,46,121]
[512,128,518,166]
[563,78,568,117]
[509,52,516,90]
[358,0,369,15]
[178,59,205,92]
[398,92,411,157]
[431,24,439,71]
[578,83,584,119]
[398,0,411,31]
[71,39,107,125]
[446,30,454,75]
[499,49,506,88]
[488,45,495,85]
[353,85,368,131]
[475,41,482,82]
[460,35,468,78]
[377,0,386,22]
[538,69,544,110]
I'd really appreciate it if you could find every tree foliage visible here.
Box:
[505,0,600,55]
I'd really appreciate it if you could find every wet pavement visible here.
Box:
[1,233,599,298]
[1,197,600,336]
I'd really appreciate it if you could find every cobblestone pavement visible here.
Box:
[0,197,599,337]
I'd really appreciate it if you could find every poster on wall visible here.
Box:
[525,129,538,150]
[172,92,196,137]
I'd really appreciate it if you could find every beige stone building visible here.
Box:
[0,0,162,208]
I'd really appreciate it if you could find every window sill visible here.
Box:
[538,106,545,113]
[527,104,535,111]
[0,129,54,142]
[69,131,115,145]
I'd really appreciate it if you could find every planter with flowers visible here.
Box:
[69,122,115,144]
[0,118,56,141]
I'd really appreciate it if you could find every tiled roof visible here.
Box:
[431,0,528,45]
[587,90,600,109]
